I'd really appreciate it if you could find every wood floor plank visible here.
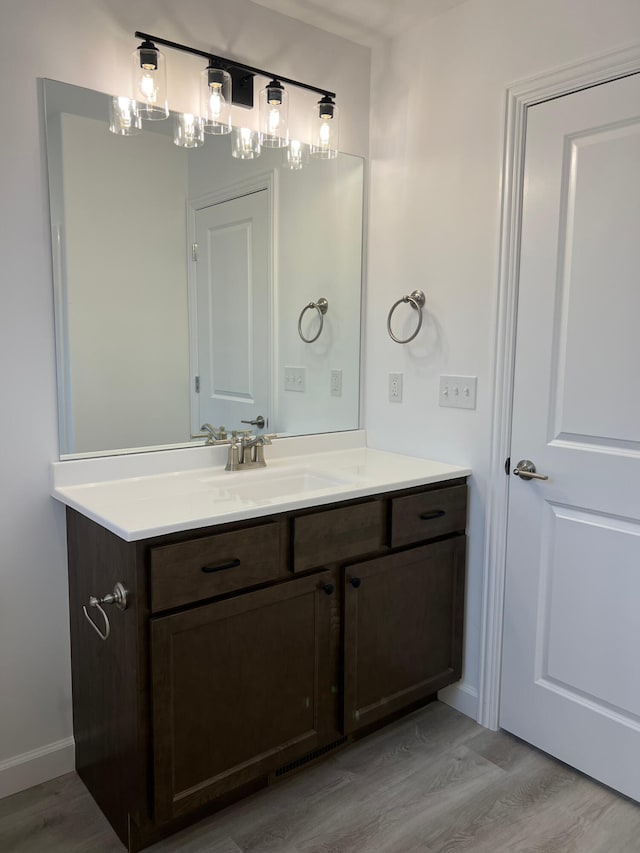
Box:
[1,703,639,853]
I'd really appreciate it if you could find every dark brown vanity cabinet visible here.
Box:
[66,478,467,851]
[151,569,338,822]
[343,538,466,734]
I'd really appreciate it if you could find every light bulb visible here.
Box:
[319,121,331,145]
[259,80,289,148]
[240,127,252,149]
[131,41,168,119]
[209,85,224,119]
[201,65,232,134]
[174,112,204,148]
[118,97,134,128]
[108,96,141,136]
[232,127,261,159]
[285,139,309,170]
[268,108,281,135]
[139,72,156,102]
[311,95,339,159]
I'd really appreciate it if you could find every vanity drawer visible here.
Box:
[150,522,286,612]
[293,500,385,572]
[391,483,467,548]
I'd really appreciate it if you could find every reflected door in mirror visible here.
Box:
[194,191,271,433]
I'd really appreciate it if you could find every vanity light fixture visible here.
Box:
[108,96,141,136]
[173,112,205,148]
[132,39,169,120]
[111,31,339,159]
[259,79,289,148]
[285,139,309,170]
[311,95,339,159]
[231,127,261,159]
[201,62,232,134]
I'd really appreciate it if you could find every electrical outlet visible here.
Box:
[389,372,403,403]
[284,366,306,392]
[330,369,342,397]
[439,375,477,409]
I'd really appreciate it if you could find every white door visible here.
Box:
[194,190,271,435]
[500,72,640,800]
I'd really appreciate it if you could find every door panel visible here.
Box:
[501,72,640,801]
[194,189,271,433]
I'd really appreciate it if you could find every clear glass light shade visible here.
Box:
[259,81,289,148]
[131,43,168,120]
[108,96,141,136]
[201,66,232,135]
[173,113,205,147]
[310,98,339,159]
[284,140,309,170]
[231,127,261,159]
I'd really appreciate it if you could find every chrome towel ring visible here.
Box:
[387,289,426,344]
[298,297,328,343]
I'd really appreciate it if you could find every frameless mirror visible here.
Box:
[43,79,363,458]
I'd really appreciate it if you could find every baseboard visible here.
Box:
[0,736,75,800]
[438,682,479,721]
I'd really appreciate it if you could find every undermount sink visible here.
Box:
[219,469,353,502]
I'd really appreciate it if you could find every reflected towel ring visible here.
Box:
[387,289,426,344]
[298,297,328,343]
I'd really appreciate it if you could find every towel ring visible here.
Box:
[298,297,328,343]
[387,290,426,344]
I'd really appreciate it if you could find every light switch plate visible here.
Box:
[284,366,306,392]
[439,375,477,409]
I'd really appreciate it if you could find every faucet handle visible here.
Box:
[232,429,253,439]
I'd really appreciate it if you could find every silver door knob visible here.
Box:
[513,459,549,481]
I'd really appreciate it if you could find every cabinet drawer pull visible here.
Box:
[321,582,335,596]
[201,558,241,574]
[419,509,446,521]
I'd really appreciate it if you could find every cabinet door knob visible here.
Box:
[349,577,361,589]
[321,582,335,596]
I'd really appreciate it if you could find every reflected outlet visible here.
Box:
[330,369,342,397]
[388,372,403,403]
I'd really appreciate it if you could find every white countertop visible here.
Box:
[51,432,470,541]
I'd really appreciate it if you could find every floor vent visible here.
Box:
[274,737,348,777]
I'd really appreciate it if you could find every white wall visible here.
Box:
[60,113,191,453]
[365,0,640,718]
[0,0,369,797]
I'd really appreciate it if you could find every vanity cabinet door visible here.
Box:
[343,538,465,734]
[150,570,338,823]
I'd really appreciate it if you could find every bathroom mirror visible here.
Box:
[43,79,363,458]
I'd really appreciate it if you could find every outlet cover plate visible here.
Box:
[389,372,403,403]
[439,375,477,409]
[330,369,342,397]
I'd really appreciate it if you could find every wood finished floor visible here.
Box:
[1,702,639,853]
